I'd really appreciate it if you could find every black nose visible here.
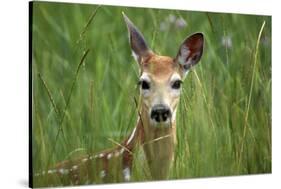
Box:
[150,105,171,122]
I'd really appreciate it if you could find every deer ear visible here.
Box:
[175,33,204,75]
[123,12,152,64]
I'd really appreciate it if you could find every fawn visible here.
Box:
[33,13,204,186]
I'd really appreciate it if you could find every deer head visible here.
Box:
[123,13,204,129]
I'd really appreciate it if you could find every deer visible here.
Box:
[33,13,204,187]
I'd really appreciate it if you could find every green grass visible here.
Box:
[31,1,272,186]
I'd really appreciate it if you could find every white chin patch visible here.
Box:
[149,118,172,128]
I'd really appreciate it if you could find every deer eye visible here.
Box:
[139,80,150,90]
[171,80,182,89]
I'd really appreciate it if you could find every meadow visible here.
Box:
[31,2,271,186]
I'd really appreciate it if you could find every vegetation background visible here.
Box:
[31,1,271,186]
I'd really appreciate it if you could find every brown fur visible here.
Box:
[142,54,179,79]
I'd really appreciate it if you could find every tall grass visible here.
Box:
[31,2,271,186]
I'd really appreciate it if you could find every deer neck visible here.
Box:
[139,103,177,180]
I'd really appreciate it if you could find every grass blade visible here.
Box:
[46,49,90,169]
[237,21,266,172]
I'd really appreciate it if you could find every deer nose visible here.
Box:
[150,105,171,122]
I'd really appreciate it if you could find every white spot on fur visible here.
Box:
[82,158,88,163]
[123,167,131,181]
[47,169,57,174]
[72,165,78,170]
[100,170,106,178]
[58,168,69,175]
[107,153,112,160]
[99,153,104,158]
